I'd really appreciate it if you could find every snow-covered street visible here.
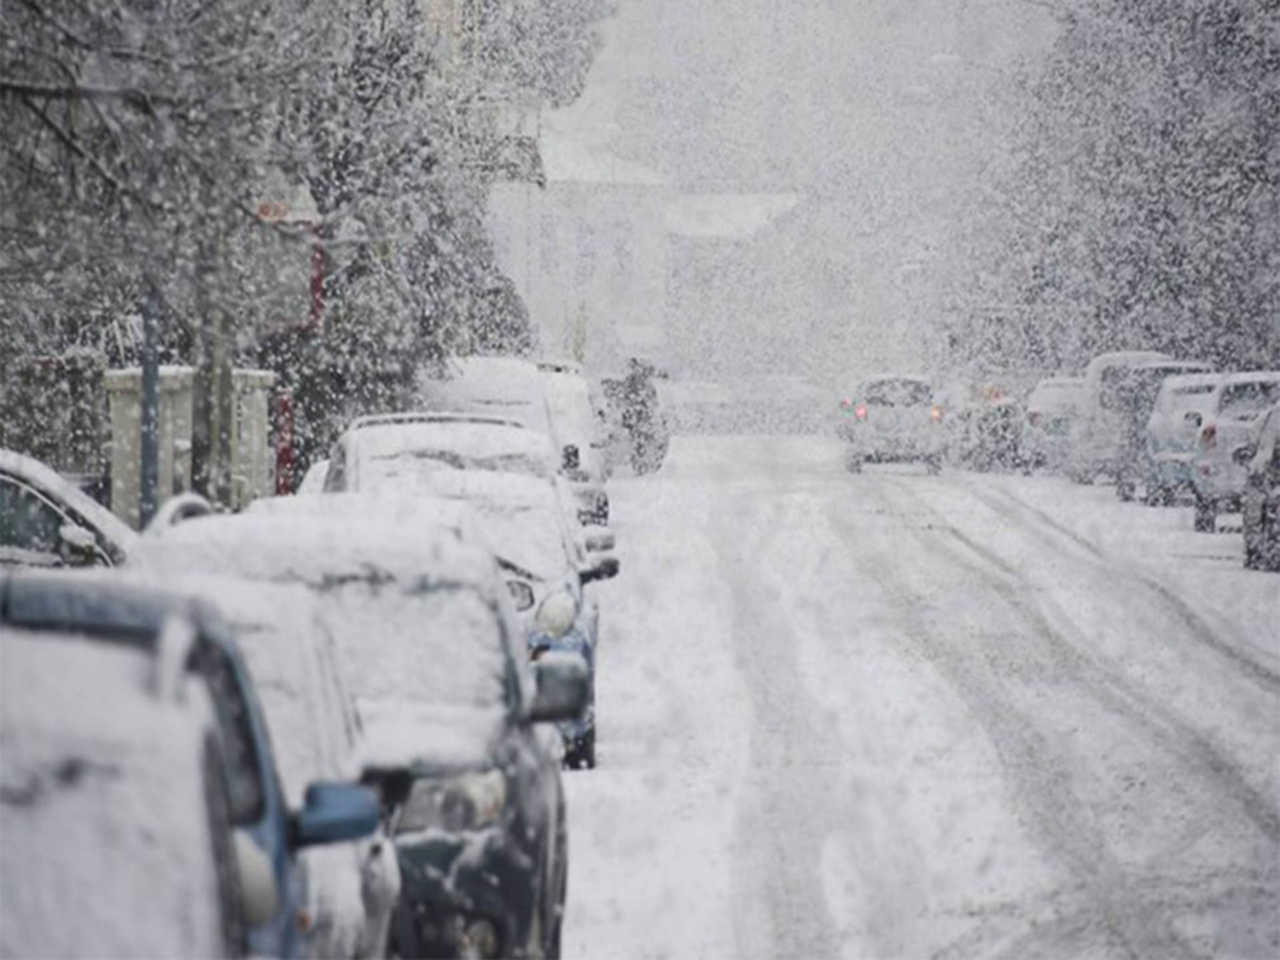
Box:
[567,434,1279,960]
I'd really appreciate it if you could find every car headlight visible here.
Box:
[535,589,577,638]
[396,770,507,834]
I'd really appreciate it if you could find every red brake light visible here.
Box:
[840,397,853,411]
[855,404,868,421]
[930,405,944,423]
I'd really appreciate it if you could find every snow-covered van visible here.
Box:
[1067,350,1171,482]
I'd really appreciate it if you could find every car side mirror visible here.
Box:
[232,830,282,927]
[528,651,589,723]
[584,530,616,552]
[1184,411,1203,428]
[57,523,97,565]
[579,556,619,583]
[291,782,379,848]
[562,444,581,471]
[1233,444,1257,467]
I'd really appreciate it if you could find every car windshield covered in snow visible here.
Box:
[862,378,932,406]
[1219,380,1280,419]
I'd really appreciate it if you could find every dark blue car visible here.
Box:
[0,570,380,958]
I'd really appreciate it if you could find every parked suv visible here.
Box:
[1111,359,1215,501]
[1239,403,1280,570]
[1190,372,1280,532]
[838,375,945,473]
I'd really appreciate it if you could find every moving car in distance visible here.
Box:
[1020,376,1084,472]
[837,375,944,474]
[1141,372,1224,504]
[0,449,137,566]
[1239,402,1280,570]
[1189,371,1280,532]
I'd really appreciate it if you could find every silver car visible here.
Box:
[1240,403,1280,570]
[1142,372,1223,502]
[1020,376,1083,471]
[838,375,945,473]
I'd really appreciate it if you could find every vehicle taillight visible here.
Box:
[839,397,853,411]
[1027,411,1041,427]
[855,404,868,421]
[1201,424,1216,449]
[930,405,944,423]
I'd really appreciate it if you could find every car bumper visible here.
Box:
[844,430,943,460]
[1191,459,1247,502]
[392,828,533,959]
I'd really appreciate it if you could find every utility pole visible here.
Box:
[138,279,160,527]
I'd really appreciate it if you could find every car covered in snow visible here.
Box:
[1189,372,1280,532]
[129,510,584,958]
[1066,350,1172,483]
[384,468,619,768]
[837,375,945,473]
[0,569,381,959]
[1237,403,1280,570]
[1140,372,1224,502]
[1019,376,1084,472]
[0,581,227,958]
[0,448,137,567]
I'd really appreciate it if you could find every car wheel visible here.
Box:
[582,728,596,770]
[1193,495,1216,533]
[846,454,863,474]
[925,456,942,476]
[1244,541,1260,569]
[1116,479,1134,502]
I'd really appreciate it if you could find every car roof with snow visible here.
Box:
[127,511,505,593]
[349,419,555,463]
[0,448,138,558]
[1218,370,1280,386]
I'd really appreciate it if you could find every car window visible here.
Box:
[0,478,67,554]
[863,379,932,406]
[1220,382,1280,419]
[188,641,266,824]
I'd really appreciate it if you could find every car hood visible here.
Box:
[355,701,506,776]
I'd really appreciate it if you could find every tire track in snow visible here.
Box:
[825,476,1280,959]
[962,478,1280,694]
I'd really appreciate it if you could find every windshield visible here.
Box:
[1219,381,1280,419]
[862,379,932,406]
[364,449,551,486]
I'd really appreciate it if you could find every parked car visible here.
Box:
[1141,372,1224,503]
[0,569,381,959]
[384,468,619,768]
[1,586,228,958]
[0,448,137,566]
[1066,350,1171,483]
[1110,360,1215,501]
[1020,376,1084,472]
[1190,372,1280,532]
[1238,403,1280,570]
[324,412,608,527]
[131,510,584,960]
[174,575,402,959]
[837,374,945,473]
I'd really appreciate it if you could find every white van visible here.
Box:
[1067,350,1170,482]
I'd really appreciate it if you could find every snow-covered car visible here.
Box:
[129,509,582,960]
[540,360,612,487]
[0,569,382,959]
[383,468,620,768]
[1240,403,1280,570]
[1065,350,1171,482]
[1020,376,1083,471]
[1107,359,1215,501]
[837,375,945,473]
[949,390,1023,472]
[325,411,609,527]
[171,575,402,959]
[1141,372,1224,503]
[0,448,137,566]
[1189,372,1280,532]
[0,584,228,958]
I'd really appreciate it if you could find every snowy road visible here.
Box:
[565,434,1279,960]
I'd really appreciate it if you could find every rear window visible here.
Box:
[862,379,932,406]
[1220,381,1280,419]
